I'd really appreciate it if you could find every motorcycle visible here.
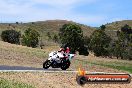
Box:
[43,51,75,70]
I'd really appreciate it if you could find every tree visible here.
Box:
[100,25,106,31]
[114,24,132,60]
[16,22,19,24]
[89,30,111,56]
[52,34,59,43]
[121,24,132,34]
[83,36,90,46]
[22,28,40,48]
[83,36,90,51]
[110,40,125,59]
[59,24,89,55]
[1,30,21,44]
[46,32,52,40]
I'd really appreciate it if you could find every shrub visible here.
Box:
[1,30,21,44]
[22,28,40,48]
[78,46,89,56]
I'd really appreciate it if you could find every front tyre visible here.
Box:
[43,60,52,69]
[61,59,70,70]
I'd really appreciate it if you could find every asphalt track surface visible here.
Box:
[0,65,44,70]
[0,65,132,77]
[0,65,74,72]
[0,65,61,71]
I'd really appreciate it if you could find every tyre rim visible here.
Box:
[45,61,51,67]
[62,63,68,68]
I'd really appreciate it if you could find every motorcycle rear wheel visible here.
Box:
[61,59,70,70]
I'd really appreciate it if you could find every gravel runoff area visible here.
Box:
[0,71,131,88]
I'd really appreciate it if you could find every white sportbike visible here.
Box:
[43,51,75,70]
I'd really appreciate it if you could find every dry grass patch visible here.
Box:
[0,72,131,88]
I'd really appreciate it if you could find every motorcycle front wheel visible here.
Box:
[43,60,52,69]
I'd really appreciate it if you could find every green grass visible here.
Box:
[76,59,132,73]
[0,78,35,88]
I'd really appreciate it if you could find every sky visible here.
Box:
[0,0,131,27]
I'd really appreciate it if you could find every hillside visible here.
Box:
[0,20,132,36]
[0,20,95,43]
[1,20,132,44]
[103,20,132,40]
[105,20,132,30]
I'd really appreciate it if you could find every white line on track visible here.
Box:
[0,70,131,75]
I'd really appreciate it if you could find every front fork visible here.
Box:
[47,57,54,65]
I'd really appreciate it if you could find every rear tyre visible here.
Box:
[61,59,70,70]
[43,60,51,69]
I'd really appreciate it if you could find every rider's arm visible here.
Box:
[58,48,64,52]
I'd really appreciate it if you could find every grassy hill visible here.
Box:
[0,20,95,43]
[105,20,132,30]
[103,20,132,40]
[1,20,131,43]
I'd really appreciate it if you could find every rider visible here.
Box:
[58,44,70,59]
